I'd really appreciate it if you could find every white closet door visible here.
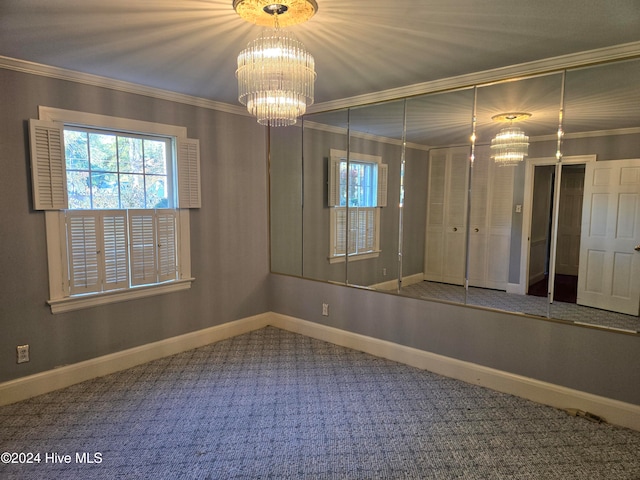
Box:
[424,147,468,285]
[485,160,514,289]
[442,150,469,285]
[577,159,640,315]
[468,147,513,290]
[424,152,447,280]
[468,149,490,287]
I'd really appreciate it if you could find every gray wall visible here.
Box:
[0,68,270,383]
[268,274,640,405]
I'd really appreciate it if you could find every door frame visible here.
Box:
[518,154,596,297]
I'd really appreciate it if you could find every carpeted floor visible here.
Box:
[1,327,639,479]
[399,281,640,332]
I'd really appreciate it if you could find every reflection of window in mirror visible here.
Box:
[328,149,388,263]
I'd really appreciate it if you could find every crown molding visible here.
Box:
[2,40,639,122]
[308,41,640,113]
[0,55,249,117]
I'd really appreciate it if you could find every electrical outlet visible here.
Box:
[17,345,30,364]
[383,268,387,276]
[322,303,329,316]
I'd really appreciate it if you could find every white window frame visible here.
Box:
[36,107,198,314]
[328,149,387,263]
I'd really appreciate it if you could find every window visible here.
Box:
[328,149,387,262]
[30,107,201,313]
[64,128,173,210]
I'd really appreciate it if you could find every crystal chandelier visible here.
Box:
[234,1,318,127]
[490,113,531,166]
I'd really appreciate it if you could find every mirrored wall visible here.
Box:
[270,55,640,334]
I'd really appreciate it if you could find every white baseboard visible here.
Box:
[2,311,638,432]
[268,313,640,432]
[402,272,426,287]
[0,313,271,407]
[370,272,424,291]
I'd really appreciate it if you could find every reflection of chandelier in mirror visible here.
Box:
[490,112,531,166]
[233,1,318,127]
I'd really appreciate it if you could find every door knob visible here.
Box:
[635,244,640,251]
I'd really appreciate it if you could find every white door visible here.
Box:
[577,159,640,315]
[424,148,468,285]
[468,146,514,290]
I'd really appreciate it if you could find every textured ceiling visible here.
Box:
[1,0,640,110]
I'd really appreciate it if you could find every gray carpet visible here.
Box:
[1,327,639,479]
[399,281,640,332]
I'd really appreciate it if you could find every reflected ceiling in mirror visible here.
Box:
[563,58,640,134]
[405,88,475,147]
[475,74,564,148]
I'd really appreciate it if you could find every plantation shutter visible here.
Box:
[359,208,376,251]
[102,212,129,290]
[328,157,342,207]
[156,210,178,282]
[347,208,358,254]
[334,208,347,255]
[377,163,388,207]
[177,138,201,208]
[29,119,68,210]
[67,212,100,295]
[129,210,158,286]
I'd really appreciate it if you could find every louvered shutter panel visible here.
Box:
[177,138,201,208]
[102,211,129,290]
[427,154,447,227]
[347,208,358,254]
[67,212,100,295]
[377,163,388,207]
[328,157,342,207]
[29,119,68,210]
[129,210,158,286]
[360,208,376,251]
[156,210,178,282]
[334,208,347,255]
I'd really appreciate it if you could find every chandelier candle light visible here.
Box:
[234,0,318,127]
[490,112,531,166]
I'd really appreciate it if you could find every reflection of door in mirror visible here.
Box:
[424,147,468,285]
[577,159,640,316]
[468,145,514,290]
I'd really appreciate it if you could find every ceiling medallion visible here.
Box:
[233,0,318,27]
[491,112,532,123]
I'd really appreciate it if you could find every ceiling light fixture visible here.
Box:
[490,112,531,166]
[234,1,318,127]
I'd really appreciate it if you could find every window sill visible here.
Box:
[328,251,381,264]
[47,278,195,314]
